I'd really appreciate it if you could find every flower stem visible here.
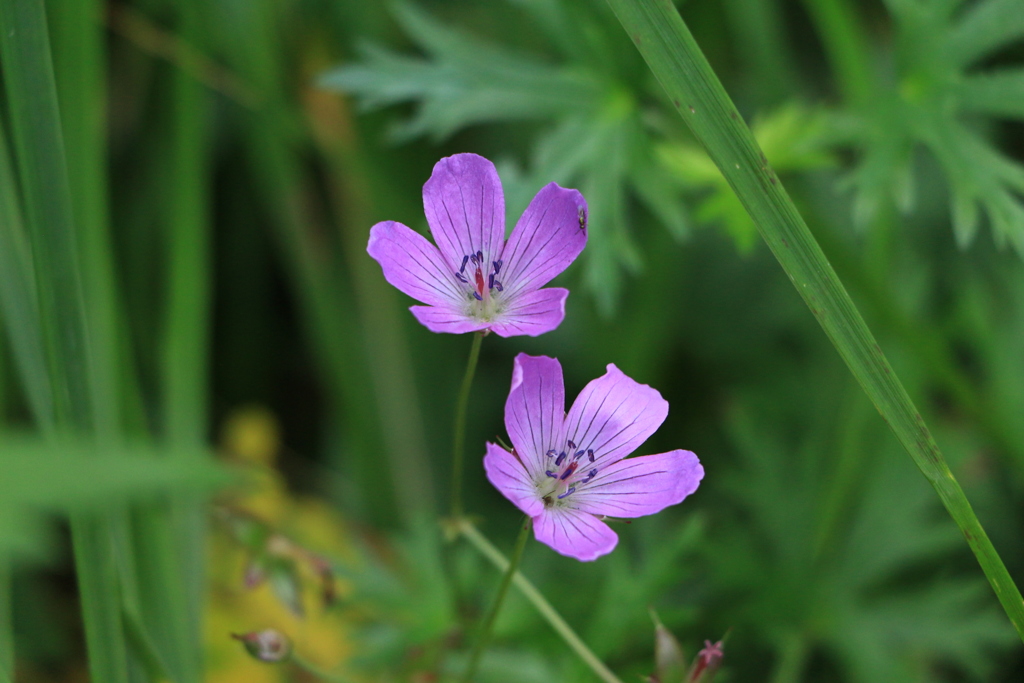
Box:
[456,519,624,683]
[450,330,484,518]
[462,517,531,682]
[292,652,355,683]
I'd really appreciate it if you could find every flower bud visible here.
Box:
[687,640,723,682]
[231,629,292,663]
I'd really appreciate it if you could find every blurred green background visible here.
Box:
[1,0,1024,681]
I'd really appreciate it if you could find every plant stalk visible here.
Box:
[457,519,624,683]
[451,331,484,518]
[462,517,531,682]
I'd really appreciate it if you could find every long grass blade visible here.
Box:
[0,1,131,678]
[0,126,54,429]
[144,1,213,678]
[605,0,1024,641]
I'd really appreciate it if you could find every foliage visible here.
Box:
[838,0,1024,250]
[0,0,1023,681]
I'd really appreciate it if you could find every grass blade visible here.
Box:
[0,125,54,429]
[145,1,213,678]
[0,0,91,428]
[0,1,131,678]
[605,0,1024,641]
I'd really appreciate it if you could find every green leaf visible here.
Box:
[712,389,1015,679]
[0,126,53,429]
[837,0,1024,249]
[956,69,1024,120]
[318,1,601,141]
[946,0,1024,67]
[0,436,227,561]
[605,0,1024,642]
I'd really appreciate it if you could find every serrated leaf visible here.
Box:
[840,0,1024,250]
[956,69,1024,120]
[317,2,602,141]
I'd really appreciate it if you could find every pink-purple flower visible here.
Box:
[367,153,587,337]
[484,354,703,561]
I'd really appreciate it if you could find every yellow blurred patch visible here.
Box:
[207,406,357,682]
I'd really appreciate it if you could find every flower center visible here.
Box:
[454,251,505,319]
[539,439,598,505]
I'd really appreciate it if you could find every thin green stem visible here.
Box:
[451,331,484,518]
[292,652,356,683]
[0,561,11,679]
[768,632,810,683]
[462,517,531,683]
[800,0,874,105]
[456,519,624,683]
[605,0,1024,641]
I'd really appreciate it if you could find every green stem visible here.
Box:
[0,561,11,679]
[457,519,624,683]
[462,518,531,683]
[450,331,484,518]
[768,632,809,683]
[604,0,1024,642]
[800,0,874,105]
[292,652,356,683]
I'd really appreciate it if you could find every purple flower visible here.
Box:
[484,354,704,561]
[367,154,587,337]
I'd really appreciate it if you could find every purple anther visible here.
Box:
[567,440,577,451]
[493,279,503,292]
[555,451,567,466]
[459,255,469,273]
[492,259,502,274]
[469,253,479,266]
[476,250,483,262]
[473,291,483,301]
[559,462,578,480]
[557,487,576,500]
[545,470,558,478]
[488,273,495,290]
[546,449,557,458]
[574,450,586,460]
[587,449,595,463]
[455,272,468,283]
[580,468,597,484]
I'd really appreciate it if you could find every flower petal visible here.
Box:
[489,287,568,338]
[483,442,544,517]
[570,450,703,518]
[409,305,489,335]
[562,364,668,469]
[505,354,565,477]
[422,154,506,273]
[367,221,464,307]
[533,507,617,561]
[500,183,587,297]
